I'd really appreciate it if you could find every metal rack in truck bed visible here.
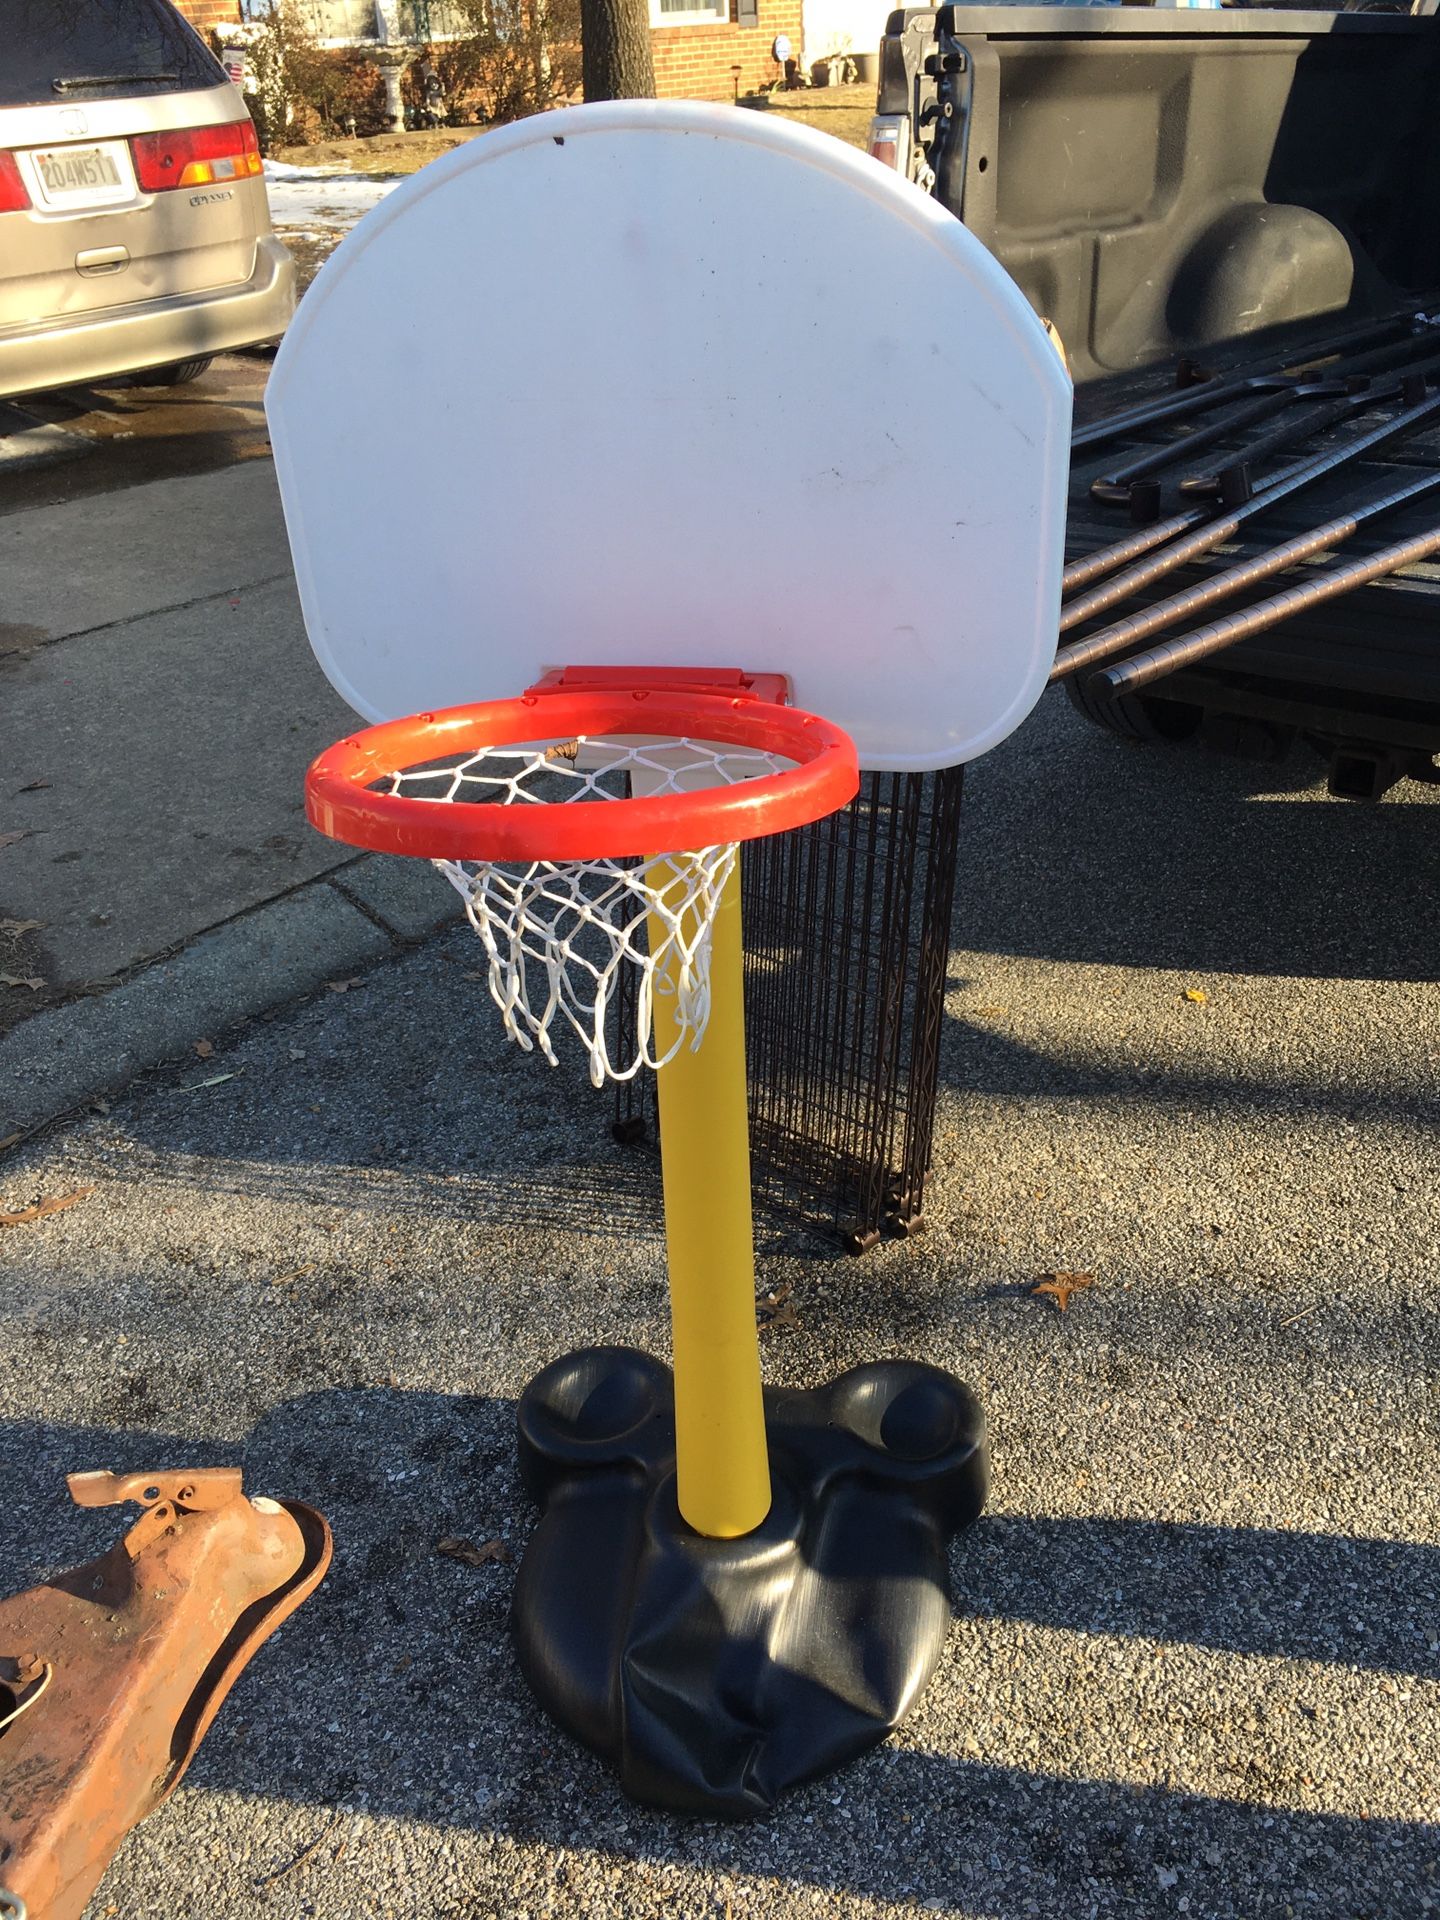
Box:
[872,6,1440,798]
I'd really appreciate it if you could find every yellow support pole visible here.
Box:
[648,853,771,1539]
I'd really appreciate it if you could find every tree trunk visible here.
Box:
[581,0,656,101]
[532,0,553,100]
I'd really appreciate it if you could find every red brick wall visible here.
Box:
[172,0,242,31]
[172,0,799,107]
[650,0,804,104]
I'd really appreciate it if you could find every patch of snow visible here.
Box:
[262,171,400,230]
[262,158,350,180]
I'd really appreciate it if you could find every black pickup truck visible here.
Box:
[871,6,1440,798]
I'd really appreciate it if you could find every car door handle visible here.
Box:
[75,244,129,276]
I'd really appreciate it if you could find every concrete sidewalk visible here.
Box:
[0,458,461,1143]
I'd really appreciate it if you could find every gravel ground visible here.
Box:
[3,690,1438,1919]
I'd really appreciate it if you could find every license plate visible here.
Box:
[26,141,135,211]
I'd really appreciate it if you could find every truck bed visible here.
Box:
[1063,313,1440,786]
[879,5,1440,790]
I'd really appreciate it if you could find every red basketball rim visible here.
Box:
[305,688,860,862]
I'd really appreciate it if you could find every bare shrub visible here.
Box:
[288,45,387,137]
[451,0,582,123]
[226,0,579,146]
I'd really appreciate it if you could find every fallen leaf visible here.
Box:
[176,1072,237,1092]
[15,780,50,794]
[1181,987,1208,1005]
[0,919,43,936]
[974,1005,1009,1017]
[326,977,363,994]
[193,1038,215,1058]
[437,1535,512,1568]
[0,1186,95,1227]
[0,832,27,850]
[270,1261,316,1286]
[0,1132,22,1153]
[0,975,45,991]
[1030,1270,1094,1312]
[757,1282,802,1333]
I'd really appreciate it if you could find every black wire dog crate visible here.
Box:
[611,767,965,1252]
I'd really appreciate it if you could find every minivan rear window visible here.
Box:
[2,0,226,110]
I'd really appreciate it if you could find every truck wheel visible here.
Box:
[136,356,215,387]
[1064,673,1202,746]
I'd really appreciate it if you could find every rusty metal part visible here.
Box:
[0,1471,331,1920]
[1058,385,1440,635]
[1062,503,1211,595]
[1098,519,1440,696]
[66,1466,244,1512]
[1052,467,1440,684]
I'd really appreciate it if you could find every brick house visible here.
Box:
[649,0,803,103]
[171,0,827,106]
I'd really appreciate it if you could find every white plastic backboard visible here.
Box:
[267,100,1071,771]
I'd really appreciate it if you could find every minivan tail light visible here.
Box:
[0,151,31,213]
[132,119,261,192]
[867,114,911,175]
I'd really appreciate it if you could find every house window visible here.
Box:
[651,0,729,24]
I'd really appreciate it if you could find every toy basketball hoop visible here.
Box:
[307,656,861,1551]
[278,96,1069,1818]
[306,669,858,1087]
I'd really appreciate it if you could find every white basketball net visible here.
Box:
[383,735,785,1087]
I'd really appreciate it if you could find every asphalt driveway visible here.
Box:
[3,689,1437,1919]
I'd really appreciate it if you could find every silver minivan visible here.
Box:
[0,0,295,400]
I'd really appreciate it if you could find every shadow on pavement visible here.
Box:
[956,696,1440,982]
[933,1016,1437,1127]
[4,1391,1436,1919]
[114,1133,667,1241]
[953,1512,1439,1682]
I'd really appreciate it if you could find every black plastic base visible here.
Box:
[511,1346,987,1817]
